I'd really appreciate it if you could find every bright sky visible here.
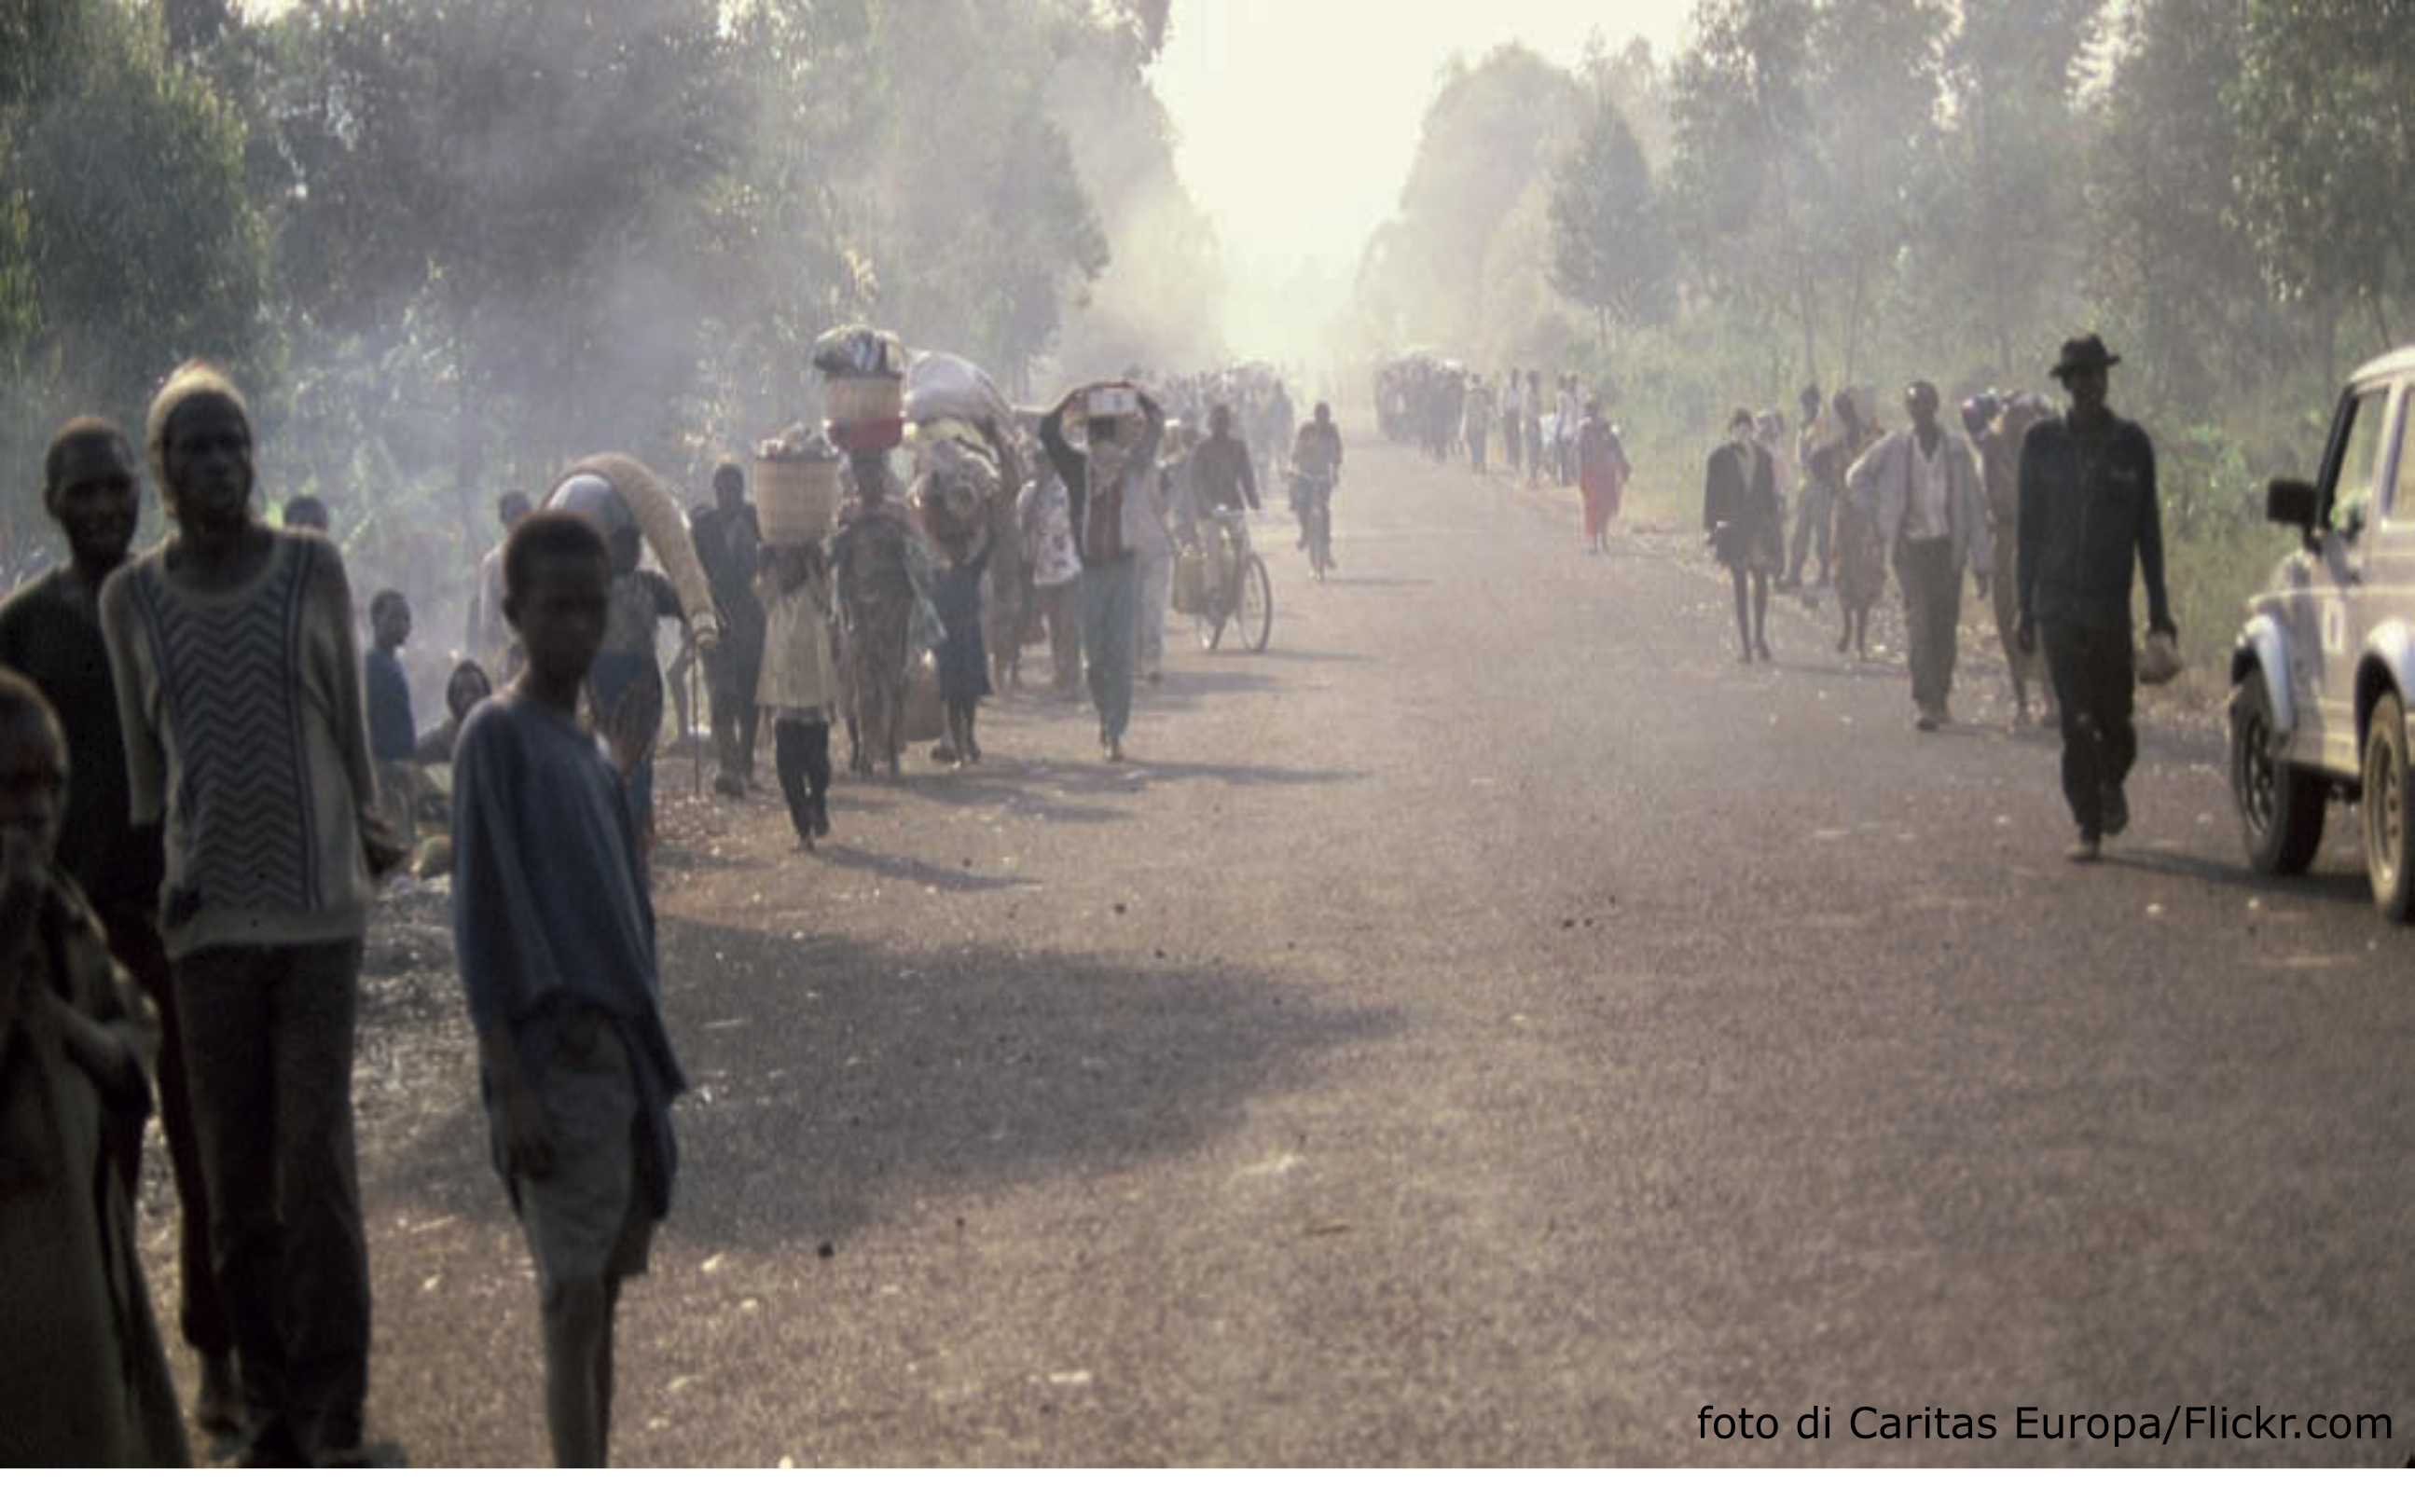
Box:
[1150,0,1698,278]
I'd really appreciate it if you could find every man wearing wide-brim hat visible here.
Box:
[2014,334,2175,862]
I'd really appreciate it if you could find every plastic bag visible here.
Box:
[2136,629,2184,686]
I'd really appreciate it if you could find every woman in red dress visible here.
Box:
[1576,401,1630,555]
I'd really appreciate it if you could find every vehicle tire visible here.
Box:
[2361,690,2415,920]
[2230,667,2325,874]
[1239,554,1273,652]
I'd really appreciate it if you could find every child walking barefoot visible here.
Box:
[450,512,687,1467]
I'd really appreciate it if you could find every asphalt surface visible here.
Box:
[147,436,2415,1465]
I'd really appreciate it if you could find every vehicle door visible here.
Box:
[2358,378,2415,709]
[2293,381,2394,773]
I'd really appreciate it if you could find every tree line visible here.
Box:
[0,0,1209,579]
[1355,0,2412,505]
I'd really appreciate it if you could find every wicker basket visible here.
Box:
[827,416,905,454]
[756,451,842,545]
[826,373,904,427]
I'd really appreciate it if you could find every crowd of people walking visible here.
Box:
[0,344,1350,1467]
[1378,333,2174,867]
[0,309,2181,1470]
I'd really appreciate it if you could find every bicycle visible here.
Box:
[1290,470,1336,582]
[1194,507,1273,653]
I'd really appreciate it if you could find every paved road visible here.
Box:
[172,437,2415,1465]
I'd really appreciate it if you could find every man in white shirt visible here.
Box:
[1847,379,1993,730]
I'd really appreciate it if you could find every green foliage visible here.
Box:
[13,11,267,393]
[1352,44,1585,360]
[0,0,268,567]
[0,0,1203,645]
[2084,0,2302,413]
[1359,0,2415,682]
[1048,29,1224,379]
[868,0,1109,391]
[262,0,739,468]
[2231,0,2415,348]
[1918,0,2095,374]
[1663,0,1819,372]
[1547,87,1672,337]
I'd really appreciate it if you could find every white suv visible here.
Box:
[2230,344,2415,917]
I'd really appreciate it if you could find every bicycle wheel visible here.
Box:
[1239,553,1273,652]
[1195,590,1224,651]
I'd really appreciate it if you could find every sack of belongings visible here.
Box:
[1172,544,1208,615]
[906,351,1016,438]
[917,419,1003,506]
[812,324,907,379]
[543,454,721,653]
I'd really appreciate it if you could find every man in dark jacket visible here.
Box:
[2016,334,2174,862]
[0,417,238,1439]
[1704,408,1782,663]
[691,462,766,796]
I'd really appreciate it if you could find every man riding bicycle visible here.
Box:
[1186,403,1263,606]
[1290,401,1345,566]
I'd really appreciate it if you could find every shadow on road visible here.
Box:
[1111,757,1365,791]
[1249,645,1375,666]
[1293,573,1432,590]
[2100,842,2375,908]
[807,843,1042,892]
[384,918,1392,1254]
[880,763,1130,826]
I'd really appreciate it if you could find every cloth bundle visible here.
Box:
[905,351,1016,437]
[544,453,722,653]
[812,325,908,378]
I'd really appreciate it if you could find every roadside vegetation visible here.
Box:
[1350,0,2412,700]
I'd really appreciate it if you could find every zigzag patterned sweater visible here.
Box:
[101,528,380,958]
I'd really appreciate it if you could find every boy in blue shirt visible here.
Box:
[450,512,686,1467]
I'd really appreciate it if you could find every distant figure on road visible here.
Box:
[754,540,837,849]
[1576,400,1630,555]
[1824,391,1886,657]
[691,462,766,798]
[1290,401,1345,566]
[466,488,533,674]
[2017,334,2174,863]
[1703,407,1783,663]
[829,458,931,782]
[1846,379,1993,732]
[283,492,328,533]
[1971,391,2057,726]
[1500,366,1524,475]
[1782,384,1832,593]
[1041,384,1165,763]
[366,587,420,849]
